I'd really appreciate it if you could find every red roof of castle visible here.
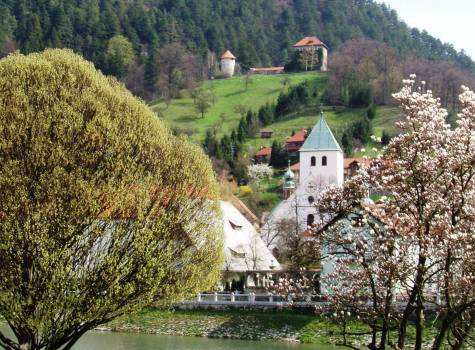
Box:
[221,50,236,59]
[293,36,327,48]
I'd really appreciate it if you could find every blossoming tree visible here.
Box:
[317,76,475,350]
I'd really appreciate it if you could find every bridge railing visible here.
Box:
[191,292,325,306]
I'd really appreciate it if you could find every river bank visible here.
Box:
[103,308,365,345]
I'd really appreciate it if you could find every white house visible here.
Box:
[220,201,281,291]
[293,36,329,71]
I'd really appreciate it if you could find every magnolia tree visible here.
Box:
[0,50,223,350]
[317,76,475,350]
[247,163,273,188]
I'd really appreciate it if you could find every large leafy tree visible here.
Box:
[0,49,223,350]
[105,35,134,77]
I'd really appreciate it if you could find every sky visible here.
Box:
[379,0,475,60]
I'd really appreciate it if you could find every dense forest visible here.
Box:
[1,0,474,79]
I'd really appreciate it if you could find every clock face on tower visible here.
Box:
[306,180,317,194]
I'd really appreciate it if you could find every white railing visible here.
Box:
[184,293,439,311]
[190,293,325,306]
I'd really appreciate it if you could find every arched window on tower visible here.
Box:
[308,196,315,204]
[322,156,327,166]
[311,156,316,167]
[307,214,315,227]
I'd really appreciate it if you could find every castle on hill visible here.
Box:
[218,35,329,77]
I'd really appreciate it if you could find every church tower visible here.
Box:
[299,113,344,187]
[282,162,295,199]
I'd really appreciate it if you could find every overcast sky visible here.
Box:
[379,0,475,60]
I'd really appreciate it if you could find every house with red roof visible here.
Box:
[255,146,272,164]
[293,36,328,71]
[283,130,307,156]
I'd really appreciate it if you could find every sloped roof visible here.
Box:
[285,130,307,143]
[290,162,300,172]
[256,147,272,157]
[344,158,373,169]
[293,36,328,48]
[221,201,281,272]
[221,50,236,59]
[300,115,342,152]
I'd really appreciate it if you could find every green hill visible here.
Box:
[243,105,401,156]
[149,72,326,142]
[150,72,401,153]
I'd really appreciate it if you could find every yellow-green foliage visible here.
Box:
[239,185,253,195]
[0,49,223,350]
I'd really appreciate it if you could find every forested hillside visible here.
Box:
[1,0,474,78]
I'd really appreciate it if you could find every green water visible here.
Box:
[0,327,339,350]
[74,331,335,350]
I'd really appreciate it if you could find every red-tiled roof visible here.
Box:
[285,130,307,143]
[344,158,373,169]
[290,163,300,172]
[221,50,236,59]
[255,147,272,157]
[293,36,327,48]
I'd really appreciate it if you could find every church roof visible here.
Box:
[300,114,342,152]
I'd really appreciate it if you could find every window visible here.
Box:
[308,196,315,204]
[311,156,316,166]
[322,156,327,166]
[229,220,242,230]
[307,214,315,227]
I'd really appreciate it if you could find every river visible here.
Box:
[0,327,338,350]
[73,331,336,350]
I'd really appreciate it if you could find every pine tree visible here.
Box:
[269,140,288,168]
[341,131,353,156]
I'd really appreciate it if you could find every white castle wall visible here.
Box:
[320,47,328,71]
[221,58,235,77]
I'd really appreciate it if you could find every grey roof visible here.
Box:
[300,115,342,151]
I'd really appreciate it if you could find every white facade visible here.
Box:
[320,47,328,71]
[221,58,235,77]
[221,201,280,272]
[299,150,344,187]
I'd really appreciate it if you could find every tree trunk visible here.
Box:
[398,255,426,349]
[415,302,424,350]
[432,310,456,350]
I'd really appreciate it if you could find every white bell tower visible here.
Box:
[299,112,344,188]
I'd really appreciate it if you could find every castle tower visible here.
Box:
[299,112,344,187]
[282,162,296,199]
[220,50,236,77]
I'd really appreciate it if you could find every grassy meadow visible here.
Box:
[149,71,402,155]
[149,72,327,142]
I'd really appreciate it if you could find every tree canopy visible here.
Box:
[0,0,473,77]
[0,49,223,350]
